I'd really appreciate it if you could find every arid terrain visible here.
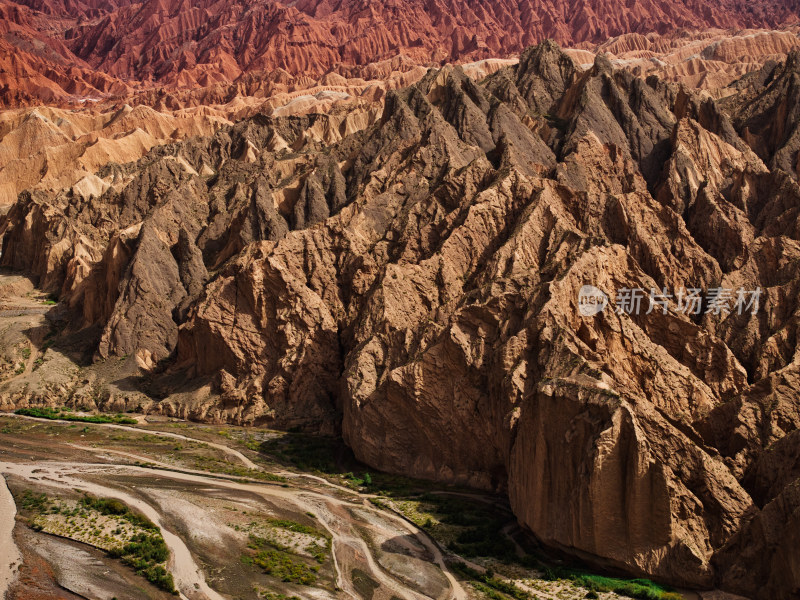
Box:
[1,37,800,598]
[1,412,682,600]
[1,0,800,598]
[2,0,800,106]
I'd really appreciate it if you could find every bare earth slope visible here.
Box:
[0,62,439,206]
[64,0,799,82]
[1,42,800,599]
[0,0,799,106]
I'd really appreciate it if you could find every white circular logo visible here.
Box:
[578,285,608,317]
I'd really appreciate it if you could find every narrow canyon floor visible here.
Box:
[0,411,709,600]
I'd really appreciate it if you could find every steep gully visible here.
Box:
[2,41,800,598]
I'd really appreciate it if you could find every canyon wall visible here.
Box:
[1,43,800,598]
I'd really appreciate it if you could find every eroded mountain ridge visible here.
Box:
[1,42,800,598]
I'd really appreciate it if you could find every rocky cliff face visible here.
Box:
[63,0,798,84]
[1,0,799,106]
[2,43,800,599]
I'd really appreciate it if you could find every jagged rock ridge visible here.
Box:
[2,42,800,599]
[1,0,800,106]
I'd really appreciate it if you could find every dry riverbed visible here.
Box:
[0,414,684,600]
[0,415,468,600]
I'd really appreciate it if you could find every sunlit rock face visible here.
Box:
[2,43,800,599]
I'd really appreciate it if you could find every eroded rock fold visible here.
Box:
[2,42,800,599]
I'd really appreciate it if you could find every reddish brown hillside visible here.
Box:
[0,0,798,107]
[68,0,800,82]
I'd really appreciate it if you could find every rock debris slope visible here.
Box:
[2,42,800,599]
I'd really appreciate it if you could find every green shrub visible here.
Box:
[267,518,322,537]
[110,532,175,593]
[250,549,318,585]
[79,495,157,530]
[539,566,681,600]
[18,491,51,512]
[15,407,137,425]
[73,495,175,594]
[472,582,507,600]
[450,562,530,600]
[368,497,387,509]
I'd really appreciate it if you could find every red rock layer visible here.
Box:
[1,0,799,106]
[0,1,132,106]
[66,0,800,82]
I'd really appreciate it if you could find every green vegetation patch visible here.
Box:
[15,406,138,425]
[244,535,320,585]
[453,560,682,600]
[18,490,50,511]
[472,581,514,600]
[451,563,530,600]
[16,490,176,594]
[190,454,287,482]
[240,514,332,584]
[267,518,323,537]
[241,518,331,564]
[396,493,516,560]
[79,495,159,531]
[109,532,176,593]
[543,570,682,600]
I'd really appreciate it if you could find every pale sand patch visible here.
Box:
[0,474,22,596]
[0,462,224,600]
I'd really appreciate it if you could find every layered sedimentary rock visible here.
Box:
[54,0,800,84]
[0,1,133,106]
[1,0,800,106]
[2,43,800,599]
[566,27,800,90]
[0,63,429,206]
[0,104,228,206]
